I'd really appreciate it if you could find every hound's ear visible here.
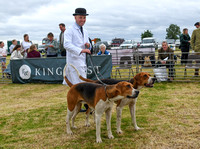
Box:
[129,78,134,84]
[107,88,121,98]
[134,73,141,82]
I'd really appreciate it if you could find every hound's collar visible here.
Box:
[104,85,111,102]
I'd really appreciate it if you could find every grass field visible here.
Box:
[0,82,200,148]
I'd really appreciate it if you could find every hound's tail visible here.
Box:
[63,64,73,87]
[70,64,94,83]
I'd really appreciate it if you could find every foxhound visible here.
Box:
[63,65,139,143]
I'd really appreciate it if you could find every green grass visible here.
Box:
[0,82,200,148]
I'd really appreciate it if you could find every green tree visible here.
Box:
[141,30,153,40]
[166,24,181,39]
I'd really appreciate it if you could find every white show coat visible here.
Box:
[63,23,89,85]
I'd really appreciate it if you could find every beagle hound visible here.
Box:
[63,65,139,143]
[70,64,156,134]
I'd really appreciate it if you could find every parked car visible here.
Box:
[120,40,135,49]
[175,39,180,48]
[166,39,176,50]
[157,43,162,49]
[38,45,46,53]
[111,38,124,47]
[140,37,157,48]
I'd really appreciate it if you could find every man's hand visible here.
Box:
[85,43,90,49]
[49,45,54,47]
[81,49,91,54]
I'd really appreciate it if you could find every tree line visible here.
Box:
[141,24,181,40]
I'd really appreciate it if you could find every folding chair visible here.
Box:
[115,56,134,78]
[184,54,200,77]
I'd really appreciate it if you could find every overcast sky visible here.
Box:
[0,0,199,46]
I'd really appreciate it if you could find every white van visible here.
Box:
[140,37,157,48]
[119,40,135,49]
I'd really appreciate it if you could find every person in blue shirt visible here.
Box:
[97,44,110,55]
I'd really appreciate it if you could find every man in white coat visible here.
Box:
[63,8,91,85]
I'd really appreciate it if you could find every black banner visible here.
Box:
[10,55,112,84]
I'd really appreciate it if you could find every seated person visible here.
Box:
[27,45,41,58]
[11,45,23,59]
[3,45,23,78]
[157,41,175,81]
[97,44,110,55]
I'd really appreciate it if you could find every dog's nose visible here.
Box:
[152,77,157,82]
[135,90,139,97]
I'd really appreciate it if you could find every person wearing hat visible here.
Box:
[194,22,200,29]
[191,22,200,76]
[63,8,91,85]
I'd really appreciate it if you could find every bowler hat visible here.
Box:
[194,22,199,26]
[73,8,89,16]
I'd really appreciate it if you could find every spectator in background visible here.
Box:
[45,32,59,57]
[194,22,200,29]
[157,41,175,81]
[27,45,41,58]
[4,45,23,77]
[180,28,190,65]
[9,39,17,53]
[97,43,110,55]
[11,45,23,59]
[21,34,32,57]
[59,23,66,56]
[0,41,7,78]
[190,22,200,77]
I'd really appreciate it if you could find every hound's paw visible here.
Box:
[108,134,114,139]
[72,125,77,129]
[96,138,102,143]
[67,130,73,135]
[134,126,142,131]
[117,129,123,134]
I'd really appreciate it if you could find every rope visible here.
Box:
[87,54,107,86]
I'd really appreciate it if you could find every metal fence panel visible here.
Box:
[109,48,200,82]
[1,50,200,84]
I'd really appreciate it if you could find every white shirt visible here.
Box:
[0,47,7,57]
[9,44,16,53]
[21,41,32,51]
[11,50,23,60]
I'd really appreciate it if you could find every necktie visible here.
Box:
[80,26,83,35]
